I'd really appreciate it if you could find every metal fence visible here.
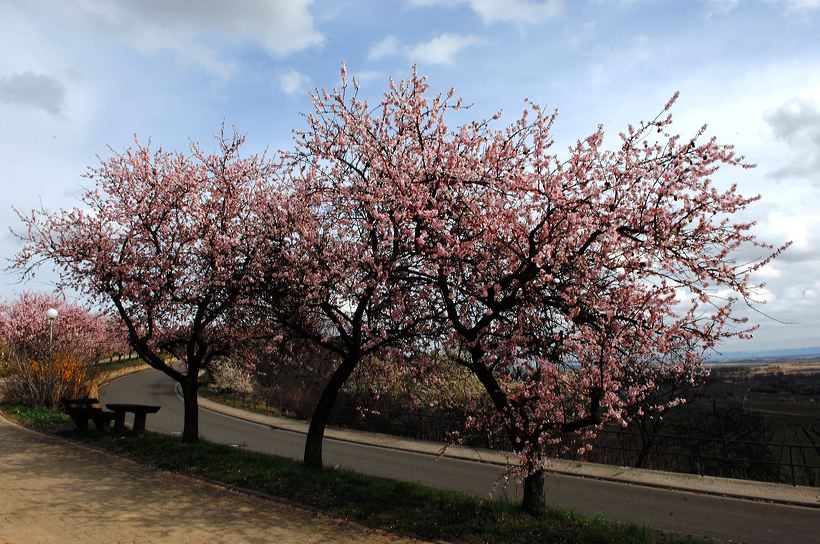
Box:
[214,390,820,487]
[568,429,818,487]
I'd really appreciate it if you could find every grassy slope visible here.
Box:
[1,404,709,544]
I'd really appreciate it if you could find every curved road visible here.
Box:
[103,369,820,544]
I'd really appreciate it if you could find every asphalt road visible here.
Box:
[102,369,820,544]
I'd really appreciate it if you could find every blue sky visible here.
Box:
[1,0,819,353]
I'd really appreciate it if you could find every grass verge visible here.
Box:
[97,356,147,372]
[1,403,709,544]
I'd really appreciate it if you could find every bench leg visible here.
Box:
[70,415,88,432]
[114,412,127,433]
[132,413,148,433]
[93,417,111,433]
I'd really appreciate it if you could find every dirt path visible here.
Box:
[0,416,428,544]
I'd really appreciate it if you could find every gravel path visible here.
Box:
[0,416,427,544]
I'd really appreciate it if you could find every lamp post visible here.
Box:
[46,308,59,350]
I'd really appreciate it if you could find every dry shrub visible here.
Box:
[0,292,111,407]
[2,347,100,407]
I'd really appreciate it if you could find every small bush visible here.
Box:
[0,292,114,407]
[1,348,100,407]
[209,357,256,394]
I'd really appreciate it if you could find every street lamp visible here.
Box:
[46,308,59,349]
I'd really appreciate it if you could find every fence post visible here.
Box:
[788,445,796,487]
[620,432,627,467]
[722,439,729,478]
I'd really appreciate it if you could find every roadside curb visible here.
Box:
[194,389,820,509]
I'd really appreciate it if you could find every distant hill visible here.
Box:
[709,346,820,362]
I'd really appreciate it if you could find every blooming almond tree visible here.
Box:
[14,129,279,442]
[413,93,788,512]
[258,65,448,469]
[0,291,113,407]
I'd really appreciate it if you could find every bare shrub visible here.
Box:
[2,346,100,407]
[0,292,111,407]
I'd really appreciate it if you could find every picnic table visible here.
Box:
[60,397,117,432]
[105,403,161,433]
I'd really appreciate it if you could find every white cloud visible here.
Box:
[406,34,483,66]
[407,0,563,25]
[468,0,562,24]
[352,70,383,85]
[749,285,776,304]
[368,35,400,61]
[751,263,783,283]
[706,0,820,15]
[764,98,820,181]
[279,69,310,97]
[585,34,653,91]
[53,0,324,77]
[368,33,482,66]
[0,72,66,116]
[405,0,457,7]
[772,0,820,10]
[765,99,820,141]
[704,0,740,16]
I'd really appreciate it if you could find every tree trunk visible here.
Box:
[304,355,359,469]
[471,352,548,513]
[181,378,199,443]
[521,469,546,514]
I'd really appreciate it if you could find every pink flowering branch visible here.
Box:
[13,127,280,442]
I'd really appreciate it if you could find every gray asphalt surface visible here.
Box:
[102,369,820,544]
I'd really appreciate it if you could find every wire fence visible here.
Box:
[213,389,820,487]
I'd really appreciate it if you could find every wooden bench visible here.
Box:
[104,403,161,433]
[60,397,117,432]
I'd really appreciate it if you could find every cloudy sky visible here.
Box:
[0,0,818,354]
